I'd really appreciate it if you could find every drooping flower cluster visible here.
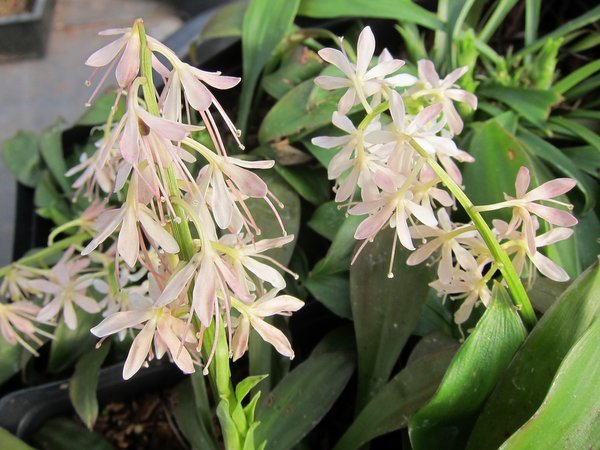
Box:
[312,26,577,323]
[0,19,303,379]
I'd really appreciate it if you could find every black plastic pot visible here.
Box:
[0,359,184,442]
[0,0,56,61]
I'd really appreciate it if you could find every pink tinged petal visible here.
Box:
[522,212,537,255]
[446,89,477,109]
[454,293,478,324]
[91,309,153,337]
[249,316,294,359]
[406,239,442,266]
[188,65,240,89]
[36,297,63,322]
[386,73,417,87]
[443,101,464,134]
[515,167,531,198]
[418,60,440,87]
[431,188,454,207]
[438,244,454,283]
[228,158,274,170]
[335,166,360,202]
[85,35,127,67]
[532,252,570,282]
[440,66,468,88]
[407,201,438,228]
[395,209,415,250]
[232,317,250,362]
[179,69,212,112]
[536,227,574,247]
[318,48,355,77]
[312,135,349,149]
[157,260,198,307]
[526,178,577,201]
[192,260,217,327]
[242,257,286,289]
[120,113,140,164]
[123,321,156,379]
[82,208,125,255]
[389,91,406,129]
[314,75,351,90]
[161,73,181,121]
[63,300,78,330]
[28,280,62,294]
[99,28,130,36]
[116,33,140,87]
[338,88,357,115]
[225,165,268,198]
[413,103,444,130]
[118,207,139,268]
[137,108,194,142]
[452,242,478,272]
[332,111,356,134]
[253,295,304,317]
[365,59,404,79]
[526,203,578,227]
[373,168,398,192]
[138,208,180,254]
[157,321,194,374]
[211,170,233,229]
[356,26,376,75]
[355,207,393,240]
[72,294,101,314]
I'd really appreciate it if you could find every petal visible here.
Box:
[526,178,577,201]
[138,207,180,254]
[36,297,63,322]
[440,66,468,88]
[156,259,198,307]
[354,207,393,240]
[179,68,212,112]
[443,101,464,134]
[224,164,268,198]
[192,259,217,327]
[63,300,77,330]
[365,59,404,80]
[532,252,570,282]
[116,33,140,87]
[406,239,442,266]
[318,48,354,77]
[73,294,101,314]
[242,258,286,289]
[515,167,530,198]
[446,89,477,109]
[535,227,574,247]
[123,321,156,379]
[187,65,240,89]
[314,75,351,90]
[526,203,578,227]
[253,294,304,317]
[312,135,349,149]
[118,206,139,268]
[232,317,250,361]
[85,35,127,67]
[356,26,376,75]
[249,316,294,359]
[91,309,153,337]
[418,60,440,87]
[157,320,194,374]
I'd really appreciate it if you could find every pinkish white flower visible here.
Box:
[0,301,53,355]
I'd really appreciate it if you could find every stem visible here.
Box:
[409,138,537,328]
[0,233,89,278]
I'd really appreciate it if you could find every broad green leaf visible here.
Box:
[302,138,336,169]
[550,116,600,152]
[34,171,72,225]
[409,284,527,450]
[563,145,600,177]
[172,378,219,450]
[200,1,246,42]
[304,273,351,319]
[0,338,27,385]
[0,428,35,450]
[259,79,339,144]
[500,318,600,449]
[524,0,541,47]
[40,120,71,193]
[298,0,444,31]
[574,209,600,271]
[517,127,595,212]
[467,260,600,449]
[351,228,431,409]
[307,201,346,241]
[310,214,362,276]
[478,85,561,128]
[526,277,569,314]
[413,289,454,338]
[189,371,217,444]
[273,164,329,205]
[262,46,324,99]
[2,130,42,188]
[32,417,113,450]
[235,375,268,404]
[49,310,100,373]
[463,117,534,221]
[76,92,122,126]
[254,344,355,450]
[239,0,300,134]
[69,342,111,429]
[334,346,457,450]
[216,399,241,450]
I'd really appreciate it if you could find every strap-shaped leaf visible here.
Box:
[0,428,35,450]
[351,228,431,409]
[500,317,600,449]
[409,284,527,450]
[467,259,600,449]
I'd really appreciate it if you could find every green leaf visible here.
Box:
[255,344,355,450]
[69,342,111,430]
[550,116,600,152]
[298,0,444,30]
[262,46,324,99]
[517,127,595,212]
[413,290,455,338]
[478,85,561,128]
[172,378,219,450]
[274,164,330,205]
[304,273,351,319]
[236,375,269,403]
[351,228,431,409]
[334,346,457,450]
[34,171,72,225]
[49,310,100,373]
[0,338,27,385]
[311,214,362,276]
[500,317,600,449]
[32,417,113,450]
[467,260,600,449]
[189,371,217,444]
[2,130,42,187]
[200,1,246,42]
[478,0,519,43]
[239,0,300,134]
[563,145,600,177]
[409,284,527,450]
[40,120,71,194]
[307,201,346,241]
[0,428,35,450]
[554,59,600,95]
[259,79,340,144]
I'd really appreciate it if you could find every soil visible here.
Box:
[0,0,33,17]
[93,392,188,450]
